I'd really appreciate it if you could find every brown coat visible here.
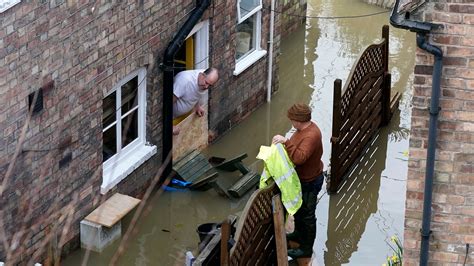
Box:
[284,122,324,182]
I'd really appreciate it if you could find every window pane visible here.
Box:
[121,76,138,114]
[240,0,260,18]
[122,110,138,148]
[236,15,255,60]
[103,92,116,128]
[103,126,116,162]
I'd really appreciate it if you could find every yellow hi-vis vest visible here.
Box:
[257,143,302,215]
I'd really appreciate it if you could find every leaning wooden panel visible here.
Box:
[329,25,393,193]
[221,183,288,265]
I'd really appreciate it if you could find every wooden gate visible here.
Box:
[329,25,399,194]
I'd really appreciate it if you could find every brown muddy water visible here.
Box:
[63,0,415,265]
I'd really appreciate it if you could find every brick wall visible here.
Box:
[404,1,474,265]
[0,0,306,263]
[0,0,192,263]
[209,0,306,139]
[209,0,275,138]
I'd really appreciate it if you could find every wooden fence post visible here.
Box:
[381,72,392,126]
[220,219,231,266]
[382,25,389,74]
[381,25,391,126]
[329,79,342,194]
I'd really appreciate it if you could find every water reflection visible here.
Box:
[325,130,387,265]
[307,0,413,265]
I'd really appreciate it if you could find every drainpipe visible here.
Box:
[416,33,443,266]
[266,0,275,102]
[389,1,443,266]
[161,0,211,177]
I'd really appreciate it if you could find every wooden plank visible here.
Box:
[339,98,382,149]
[179,159,212,183]
[340,81,382,134]
[336,116,381,179]
[330,79,343,193]
[247,225,274,265]
[194,215,237,266]
[178,153,206,174]
[173,150,214,183]
[173,149,200,170]
[340,106,381,161]
[84,193,140,227]
[233,161,250,175]
[214,153,248,171]
[189,171,219,190]
[345,73,383,116]
[272,194,288,266]
[335,113,379,180]
[227,172,259,198]
[220,220,231,266]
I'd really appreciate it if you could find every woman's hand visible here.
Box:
[272,135,287,144]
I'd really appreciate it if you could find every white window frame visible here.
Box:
[187,20,210,70]
[234,9,267,76]
[0,0,21,13]
[237,0,262,24]
[101,67,156,194]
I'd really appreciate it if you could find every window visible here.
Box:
[101,68,156,194]
[234,0,267,76]
[237,0,262,23]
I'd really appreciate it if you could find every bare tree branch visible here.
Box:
[109,152,172,265]
[1,90,37,197]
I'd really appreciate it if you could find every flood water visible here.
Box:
[63,0,415,265]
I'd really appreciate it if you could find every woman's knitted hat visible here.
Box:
[287,103,312,122]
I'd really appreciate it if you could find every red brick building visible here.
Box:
[396,0,474,264]
[0,0,306,263]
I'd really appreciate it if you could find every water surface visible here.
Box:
[63,0,415,264]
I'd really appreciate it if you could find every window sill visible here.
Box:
[101,144,157,194]
[233,49,267,76]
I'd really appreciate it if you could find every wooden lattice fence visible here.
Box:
[329,25,400,194]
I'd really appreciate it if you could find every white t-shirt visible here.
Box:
[173,69,207,118]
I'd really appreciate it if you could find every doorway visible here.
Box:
[174,20,209,73]
[172,20,211,160]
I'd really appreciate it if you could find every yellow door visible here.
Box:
[174,36,194,72]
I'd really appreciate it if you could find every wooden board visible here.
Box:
[172,105,208,161]
[84,193,141,227]
[214,154,248,172]
[227,172,259,198]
